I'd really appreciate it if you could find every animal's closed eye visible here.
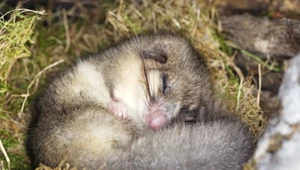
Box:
[140,50,168,64]
[161,73,171,95]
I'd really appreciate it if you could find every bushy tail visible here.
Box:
[27,108,254,170]
[108,116,254,170]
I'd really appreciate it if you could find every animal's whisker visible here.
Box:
[27,34,254,170]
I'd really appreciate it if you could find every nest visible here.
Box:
[0,0,265,169]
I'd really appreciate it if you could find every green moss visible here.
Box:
[0,129,31,170]
[0,10,42,81]
[0,136,30,170]
[0,130,18,147]
[0,9,44,109]
[0,8,44,170]
[9,153,31,170]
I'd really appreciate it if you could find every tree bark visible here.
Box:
[217,0,300,18]
[221,15,300,59]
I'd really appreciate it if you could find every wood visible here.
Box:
[217,0,269,15]
[217,0,300,18]
[221,15,300,59]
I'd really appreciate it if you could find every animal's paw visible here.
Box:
[107,100,128,119]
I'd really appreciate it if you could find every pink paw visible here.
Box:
[107,100,128,119]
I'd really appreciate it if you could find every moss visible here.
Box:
[0,8,44,169]
[0,9,43,81]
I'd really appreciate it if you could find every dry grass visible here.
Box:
[0,0,265,169]
[0,8,44,170]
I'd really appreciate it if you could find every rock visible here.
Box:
[253,54,300,170]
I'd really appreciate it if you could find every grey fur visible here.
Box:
[26,34,254,169]
[109,116,254,170]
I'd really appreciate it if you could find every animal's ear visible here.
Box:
[140,50,168,64]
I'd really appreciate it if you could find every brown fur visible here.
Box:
[26,34,254,169]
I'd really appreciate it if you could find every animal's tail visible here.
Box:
[108,116,254,170]
[27,107,254,170]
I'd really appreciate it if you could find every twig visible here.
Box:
[117,0,124,19]
[226,41,281,72]
[0,8,45,20]
[0,139,10,170]
[18,59,64,117]
[227,51,245,110]
[62,9,70,53]
[236,77,244,110]
[257,64,262,108]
